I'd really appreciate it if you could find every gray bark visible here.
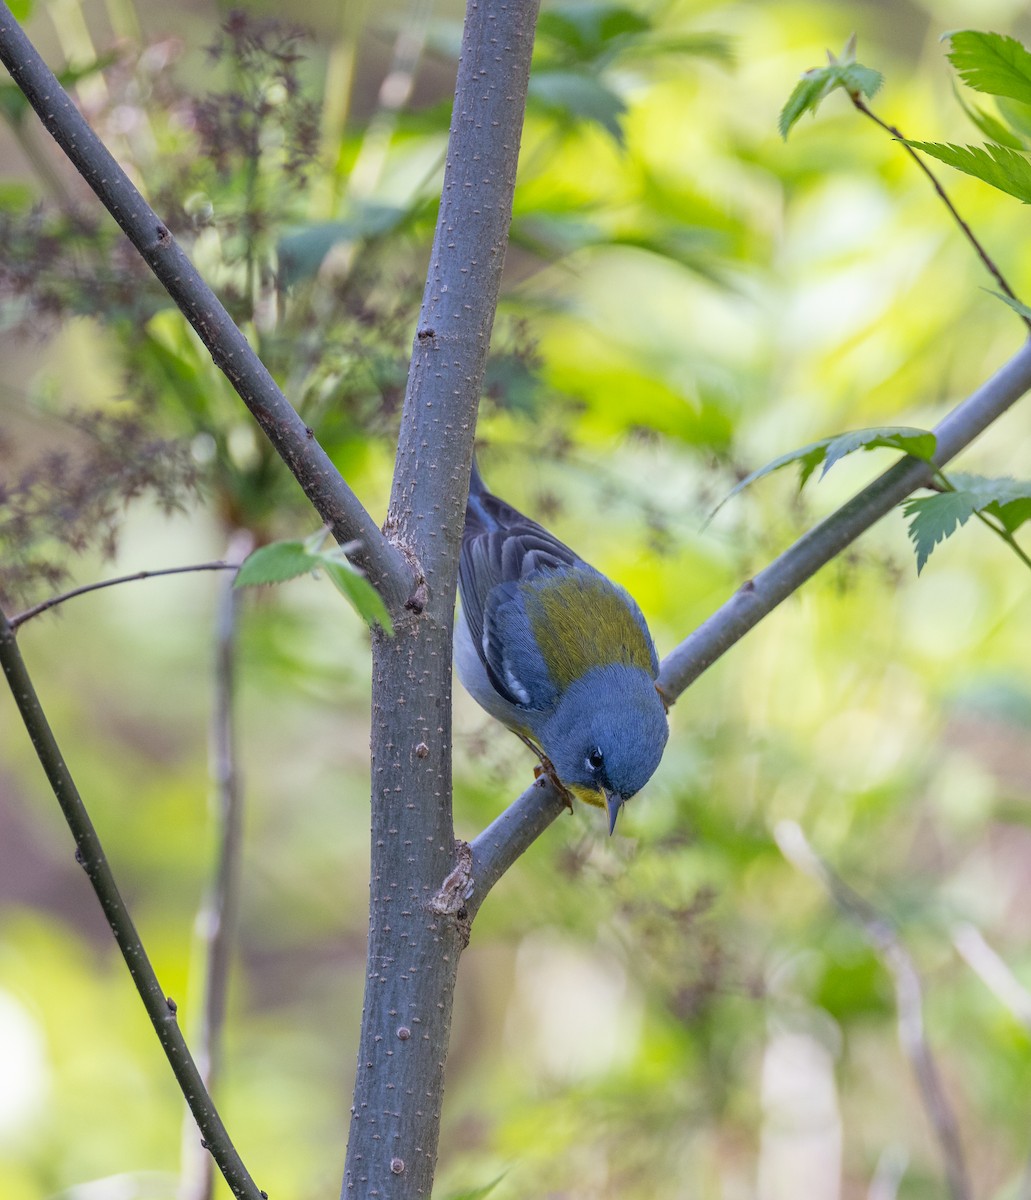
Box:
[342,1,540,1195]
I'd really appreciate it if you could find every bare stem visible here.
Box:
[776,821,971,1200]
[850,94,1031,333]
[179,531,254,1200]
[0,608,264,1200]
[970,508,1031,569]
[9,563,238,630]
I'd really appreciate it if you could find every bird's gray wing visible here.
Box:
[459,490,578,711]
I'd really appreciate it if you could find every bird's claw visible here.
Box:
[534,758,574,812]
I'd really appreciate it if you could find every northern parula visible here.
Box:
[456,460,669,832]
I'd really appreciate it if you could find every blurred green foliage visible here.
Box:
[1,0,1031,1199]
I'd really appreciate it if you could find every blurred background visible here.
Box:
[1,0,1031,1197]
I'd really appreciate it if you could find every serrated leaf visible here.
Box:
[996,96,1031,140]
[901,492,978,573]
[529,69,627,142]
[819,427,937,476]
[946,31,1031,108]
[712,427,935,517]
[904,139,1031,203]
[982,287,1031,320]
[839,62,883,100]
[779,69,840,139]
[952,83,1026,148]
[235,540,394,634]
[235,541,321,587]
[779,42,882,140]
[947,472,1031,532]
[318,556,394,635]
[720,440,826,509]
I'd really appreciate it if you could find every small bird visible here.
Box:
[456,459,669,832]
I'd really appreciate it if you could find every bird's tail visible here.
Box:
[468,453,487,498]
[465,453,497,531]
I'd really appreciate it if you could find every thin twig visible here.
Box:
[868,1146,908,1200]
[179,531,254,1200]
[849,94,1031,334]
[9,563,238,630]
[0,608,265,1200]
[951,922,1031,1033]
[775,821,971,1200]
[971,508,1031,569]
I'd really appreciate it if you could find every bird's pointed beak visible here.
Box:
[605,790,623,836]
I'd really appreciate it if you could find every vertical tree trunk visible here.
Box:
[341,1,540,1195]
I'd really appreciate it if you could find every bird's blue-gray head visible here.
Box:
[536,663,669,832]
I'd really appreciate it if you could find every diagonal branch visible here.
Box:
[0,609,265,1200]
[0,2,415,613]
[659,337,1031,698]
[469,337,1031,900]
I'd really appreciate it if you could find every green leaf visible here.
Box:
[901,492,978,573]
[839,62,883,101]
[529,69,628,142]
[8,0,34,19]
[277,207,407,287]
[996,96,1031,140]
[529,71,626,143]
[947,472,1031,533]
[716,426,936,514]
[779,47,883,140]
[982,288,1031,320]
[952,83,1026,148]
[819,427,937,475]
[537,3,650,64]
[318,554,394,635]
[779,70,840,140]
[235,541,320,587]
[235,540,394,634]
[901,474,1031,572]
[903,139,1031,204]
[945,31,1031,109]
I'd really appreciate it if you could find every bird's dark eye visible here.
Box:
[586,747,604,773]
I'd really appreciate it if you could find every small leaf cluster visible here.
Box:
[903,473,1031,573]
[724,427,1031,575]
[235,529,393,634]
[779,35,883,139]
